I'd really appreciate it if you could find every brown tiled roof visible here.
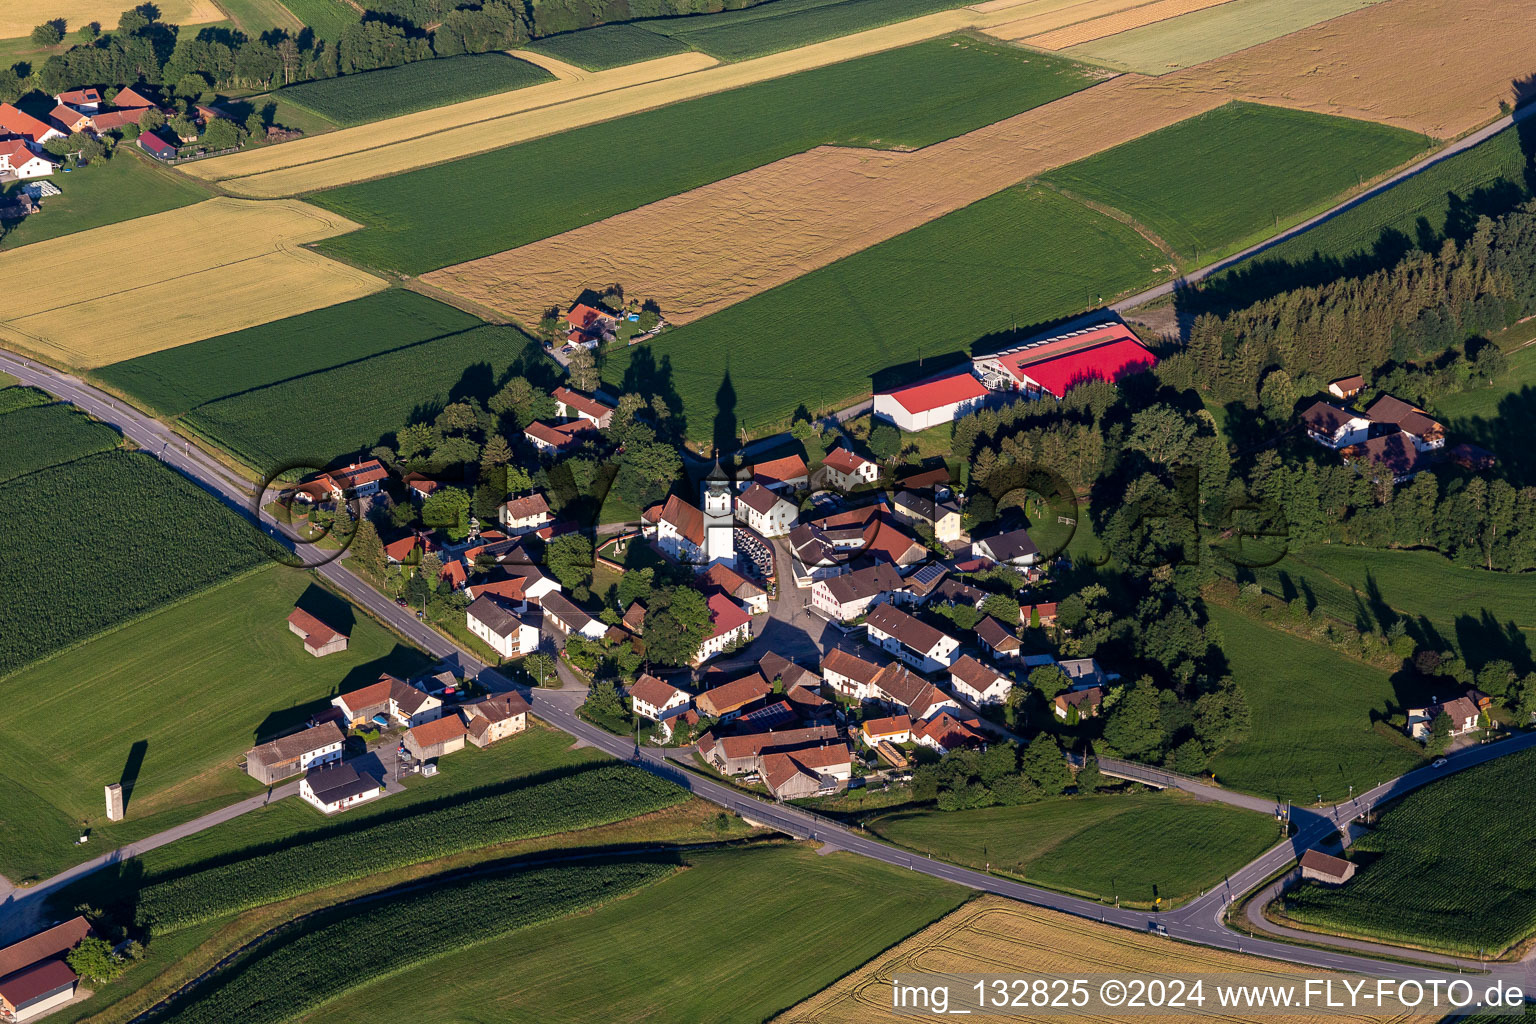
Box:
[628,673,687,709]
[820,647,884,685]
[712,725,838,761]
[866,603,950,654]
[335,678,392,714]
[467,594,523,636]
[0,918,90,980]
[822,446,872,474]
[0,956,78,1009]
[915,710,985,750]
[1329,375,1364,391]
[862,714,912,738]
[738,482,788,516]
[697,672,772,716]
[248,721,344,765]
[503,492,550,519]
[820,563,903,606]
[751,454,808,483]
[1345,433,1423,477]
[552,386,615,420]
[1299,848,1353,880]
[463,692,531,723]
[976,615,1020,652]
[1300,400,1357,434]
[655,494,704,546]
[950,654,1004,692]
[622,602,647,633]
[287,607,346,648]
[409,714,467,748]
[1054,686,1103,714]
[702,562,762,599]
[330,459,388,489]
[873,664,950,719]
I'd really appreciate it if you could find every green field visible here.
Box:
[870,792,1278,906]
[1435,338,1536,423]
[0,401,119,482]
[1237,545,1536,663]
[1283,747,1536,954]
[313,37,1104,273]
[1041,103,1431,267]
[526,22,694,70]
[0,151,212,250]
[185,321,532,470]
[216,0,304,34]
[277,53,555,127]
[1066,0,1388,75]
[1205,605,1426,802]
[0,566,433,883]
[93,290,482,417]
[0,384,46,414]
[0,450,279,681]
[645,0,970,61]
[302,845,967,1024]
[278,0,358,40]
[601,183,1168,442]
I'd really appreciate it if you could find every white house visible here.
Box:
[971,527,1040,566]
[628,673,692,722]
[820,647,885,701]
[466,595,539,658]
[873,368,991,432]
[892,490,961,544]
[695,592,752,663]
[702,563,768,615]
[948,654,1013,706]
[244,722,345,785]
[551,386,616,428]
[542,591,609,641]
[300,761,382,815]
[1365,394,1446,451]
[822,446,879,491]
[865,603,959,672]
[645,494,705,565]
[500,492,552,534]
[859,714,913,747]
[1299,401,1372,449]
[810,562,904,622]
[735,482,797,537]
[0,139,55,178]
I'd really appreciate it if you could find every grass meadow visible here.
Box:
[0,567,431,883]
[1205,604,1426,803]
[276,53,555,127]
[525,22,694,70]
[93,289,482,417]
[298,845,967,1024]
[1283,747,1536,954]
[0,151,212,251]
[312,38,1103,273]
[1041,102,1432,267]
[600,183,1168,442]
[870,792,1279,906]
[644,0,970,61]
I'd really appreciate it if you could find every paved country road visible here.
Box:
[4,349,1536,991]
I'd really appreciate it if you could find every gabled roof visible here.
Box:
[57,88,101,106]
[304,760,378,803]
[463,691,532,723]
[629,673,688,709]
[737,482,790,516]
[330,459,388,489]
[950,653,1006,692]
[622,601,646,633]
[524,419,597,449]
[702,562,763,600]
[819,562,903,606]
[334,678,392,714]
[1365,394,1443,437]
[502,492,550,519]
[383,535,421,562]
[820,646,885,684]
[567,302,615,330]
[1299,848,1353,880]
[706,591,752,638]
[822,445,874,475]
[861,714,912,738]
[1345,433,1424,477]
[751,453,808,484]
[1329,374,1364,391]
[409,714,467,748]
[89,108,143,131]
[915,709,985,750]
[697,671,771,715]
[1006,336,1156,397]
[866,603,951,655]
[112,85,156,109]
[976,527,1039,563]
[466,594,523,636]
[248,721,344,764]
[652,494,704,546]
[1299,400,1361,434]
[1054,685,1103,714]
[879,369,988,415]
[0,917,91,980]
[975,615,1020,653]
[552,386,615,419]
[709,724,838,761]
[287,607,347,649]
[0,102,59,143]
[0,955,78,1009]
[872,663,951,719]
[542,591,596,632]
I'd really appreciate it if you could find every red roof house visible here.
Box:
[0,103,62,145]
[873,369,991,432]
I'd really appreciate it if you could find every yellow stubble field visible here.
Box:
[1010,0,1241,49]
[0,198,384,368]
[777,896,1436,1024]
[2,0,222,37]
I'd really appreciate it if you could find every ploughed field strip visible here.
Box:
[991,0,1238,49]
[0,198,383,368]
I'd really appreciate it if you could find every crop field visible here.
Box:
[318,38,1107,274]
[645,0,971,61]
[870,792,1278,906]
[1063,0,1387,75]
[184,321,533,471]
[996,0,1237,49]
[1041,102,1431,266]
[526,23,694,70]
[779,895,1430,1024]
[158,860,677,1024]
[0,402,120,484]
[278,53,555,127]
[1283,748,1536,955]
[137,764,685,931]
[0,0,221,36]
[0,198,384,368]
[0,567,432,884]
[0,152,212,251]
[0,385,47,415]
[276,0,357,40]
[93,289,482,417]
[598,184,1168,441]
[215,0,304,34]
[1205,605,1426,803]
[303,845,967,1024]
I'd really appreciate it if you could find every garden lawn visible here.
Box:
[300,844,968,1024]
[0,566,431,883]
[645,0,971,61]
[601,183,1168,442]
[1041,102,1431,266]
[92,289,482,417]
[0,401,120,483]
[184,321,534,470]
[525,22,693,70]
[0,152,212,250]
[312,38,1103,273]
[1205,604,1425,803]
[277,0,358,40]
[870,792,1277,907]
[1283,747,1536,955]
[276,53,554,127]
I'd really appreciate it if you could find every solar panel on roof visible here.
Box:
[912,563,944,586]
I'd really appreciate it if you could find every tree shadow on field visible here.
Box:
[621,346,685,444]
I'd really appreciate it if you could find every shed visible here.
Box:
[1299,848,1356,886]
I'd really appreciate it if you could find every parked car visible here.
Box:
[1432,758,1448,768]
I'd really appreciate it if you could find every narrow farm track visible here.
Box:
[3,347,1536,990]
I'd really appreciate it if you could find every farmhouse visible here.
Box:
[1364,394,1445,450]
[860,714,913,747]
[244,721,344,785]
[1300,401,1372,449]
[865,603,959,672]
[286,607,349,657]
[552,386,616,428]
[747,454,809,492]
[566,302,617,344]
[330,459,388,497]
[975,615,1021,660]
[0,917,93,1023]
[913,709,986,752]
[892,490,961,544]
[948,654,1012,705]
[331,674,443,728]
[461,692,531,747]
[55,88,102,110]
[701,562,767,615]
[404,714,467,760]
[542,591,608,640]
[973,322,1157,399]
[1328,375,1364,400]
[810,562,905,622]
[971,527,1040,566]
[1407,691,1484,742]
[735,482,797,537]
[696,671,772,720]
[1342,432,1426,483]
[0,139,55,178]
[874,368,991,432]
[644,494,705,564]
[0,103,63,147]
[821,647,886,701]
[822,445,879,490]
[1299,848,1357,886]
[524,419,597,454]
[466,596,539,657]
[696,591,752,663]
[628,673,692,722]
[699,724,840,775]
[1054,685,1104,720]
[762,743,853,799]
[300,760,382,814]
[869,662,960,721]
[500,492,552,534]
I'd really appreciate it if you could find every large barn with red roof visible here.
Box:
[973,321,1157,399]
[872,368,991,432]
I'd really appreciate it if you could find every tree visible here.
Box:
[868,423,901,462]
[245,110,265,139]
[616,566,655,611]
[420,551,444,590]
[200,116,243,150]
[404,567,430,607]
[489,376,535,424]
[582,679,628,725]
[1075,756,1104,793]
[1127,406,1196,465]
[481,434,512,467]
[435,401,479,435]
[421,486,472,540]
[79,21,102,41]
[1019,734,1071,795]
[1028,665,1070,701]
[567,347,599,391]
[67,937,125,983]
[396,422,436,462]
[349,517,386,579]
[980,593,1019,627]
[1427,711,1452,754]
[643,587,712,667]
[523,651,557,687]
[0,67,22,103]
[1003,680,1028,727]
[544,533,594,595]
[139,108,165,131]
[174,71,208,98]
[168,114,196,140]
[1193,680,1250,752]
[1100,679,1165,760]
[31,21,65,47]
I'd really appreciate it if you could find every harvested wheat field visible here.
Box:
[777,896,1435,1024]
[194,0,1060,197]
[2,0,221,37]
[1169,0,1536,139]
[0,198,383,367]
[423,75,1220,327]
[1012,0,1240,49]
